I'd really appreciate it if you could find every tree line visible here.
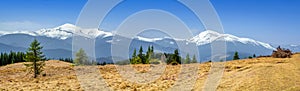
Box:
[183,53,198,64]
[0,51,26,66]
[130,45,154,64]
[0,51,73,66]
[129,45,198,65]
[233,51,256,60]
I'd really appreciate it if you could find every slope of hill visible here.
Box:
[194,53,300,91]
[1,53,299,90]
[0,60,81,90]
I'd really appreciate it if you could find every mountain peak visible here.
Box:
[189,30,275,50]
[35,23,76,40]
[188,30,222,45]
[55,23,78,31]
[36,23,114,40]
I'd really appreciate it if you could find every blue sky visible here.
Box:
[0,0,299,45]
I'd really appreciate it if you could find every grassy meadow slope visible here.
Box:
[0,53,299,91]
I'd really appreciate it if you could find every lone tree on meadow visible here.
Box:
[233,51,240,60]
[74,48,89,65]
[24,39,46,78]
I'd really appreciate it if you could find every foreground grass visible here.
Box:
[0,53,299,91]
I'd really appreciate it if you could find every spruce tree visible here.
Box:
[138,46,144,64]
[248,56,253,59]
[131,48,137,64]
[184,54,191,64]
[192,54,197,63]
[233,51,240,60]
[151,46,154,52]
[0,53,3,66]
[132,48,137,59]
[3,53,8,65]
[145,46,151,64]
[173,49,181,64]
[24,39,46,78]
[150,45,154,59]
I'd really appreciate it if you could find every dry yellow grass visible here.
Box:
[215,53,300,91]
[0,53,299,91]
[0,60,82,91]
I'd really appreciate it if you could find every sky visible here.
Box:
[0,0,299,45]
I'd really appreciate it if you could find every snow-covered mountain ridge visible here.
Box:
[0,23,113,40]
[188,30,275,50]
[0,23,275,50]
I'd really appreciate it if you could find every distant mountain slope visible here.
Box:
[0,23,280,61]
[0,43,26,52]
[282,44,300,52]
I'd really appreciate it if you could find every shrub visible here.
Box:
[74,48,89,65]
[149,59,160,64]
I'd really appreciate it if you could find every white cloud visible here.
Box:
[0,21,44,32]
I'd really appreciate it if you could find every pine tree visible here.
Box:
[74,48,89,65]
[0,53,3,66]
[151,46,154,53]
[24,39,46,78]
[233,51,240,60]
[4,53,8,65]
[130,48,137,64]
[248,56,253,59]
[132,48,137,59]
[184,54,191,64]
[150,45,154,59]
[145,46,151,64]
[253,54,256,58]
[191,54,197,63]
[172,49,181,64]
[10,51,16,64]
[138,46,145,64]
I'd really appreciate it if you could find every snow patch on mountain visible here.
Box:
[36,23,113,39]
[188,30,275,50]
[0,23,113,40]
[133,36,187,42]
[0,31,9,36]
[290,44,299,47]
[133,36,164,42]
